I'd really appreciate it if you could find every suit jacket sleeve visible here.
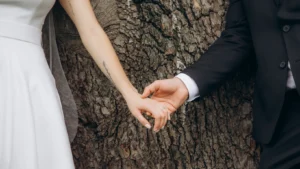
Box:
[277,0,300,21]
[182,0,253,98]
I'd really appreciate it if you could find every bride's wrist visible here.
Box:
[120,85,139,100]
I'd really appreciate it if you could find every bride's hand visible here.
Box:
[124,92,172,132]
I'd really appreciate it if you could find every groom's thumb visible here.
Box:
[141,88,150,98]
[142,81,160,98]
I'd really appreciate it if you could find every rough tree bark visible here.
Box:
[45,0,260,168]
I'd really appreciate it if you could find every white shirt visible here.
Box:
[177,62,296,101]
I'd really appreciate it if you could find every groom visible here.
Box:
[143,0,300,168]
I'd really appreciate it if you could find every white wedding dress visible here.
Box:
[0,1,75,169]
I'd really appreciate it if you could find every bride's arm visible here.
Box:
[58,0,170,132]
[59,0,133,96]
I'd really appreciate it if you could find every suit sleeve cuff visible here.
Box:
[176,73,200,102]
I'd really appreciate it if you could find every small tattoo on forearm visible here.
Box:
[103,61,113,83]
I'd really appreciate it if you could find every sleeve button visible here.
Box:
[282,25,290,32]
[279,61,286,69]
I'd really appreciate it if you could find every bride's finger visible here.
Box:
[132,110,152,129]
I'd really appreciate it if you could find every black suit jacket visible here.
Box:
[182,0,300,144]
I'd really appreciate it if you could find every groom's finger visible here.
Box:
[161,106,168,128]
[153,112,164,132]
[143,111,153,117]
[162,110,168,129]
[146,112,153,117]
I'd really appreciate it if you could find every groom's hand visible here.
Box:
[142,78,189,116]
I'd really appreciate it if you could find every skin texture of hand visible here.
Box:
[124,92,171,132]
[142,78,189,117]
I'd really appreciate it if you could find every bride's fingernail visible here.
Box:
[145,124,151,129]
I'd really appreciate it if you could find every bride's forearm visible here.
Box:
[79,25,136,98]
[59,0,137,98]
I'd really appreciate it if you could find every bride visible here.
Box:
[0,0,172,168]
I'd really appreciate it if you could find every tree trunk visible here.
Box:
[46,0,260,168]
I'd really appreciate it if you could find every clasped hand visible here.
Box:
[125,78,189,132]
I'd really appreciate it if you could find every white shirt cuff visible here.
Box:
[176,73,200,102]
